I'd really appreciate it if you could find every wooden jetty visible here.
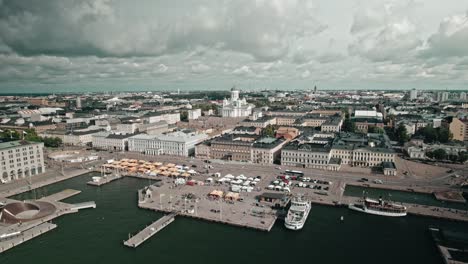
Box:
[123,212,177,248]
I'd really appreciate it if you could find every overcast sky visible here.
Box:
[0,0,468,93]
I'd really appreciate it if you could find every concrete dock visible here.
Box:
[124,212,177,248]
[87,174,122,186]
[0,222,57,254]
[70,201,97,210]
[39,189,81,202]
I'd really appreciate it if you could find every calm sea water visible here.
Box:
[1,173,467,264]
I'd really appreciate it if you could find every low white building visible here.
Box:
[128,131,208,156]
[354,110,383,120]
[146,112,180,125]
[0,141,45,182]
[188,109,202,120]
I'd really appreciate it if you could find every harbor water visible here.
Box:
[1,173,468,264]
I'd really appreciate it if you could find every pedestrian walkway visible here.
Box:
[123,212,177,248]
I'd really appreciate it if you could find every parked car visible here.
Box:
[373,179,383,184]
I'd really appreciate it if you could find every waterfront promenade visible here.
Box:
[0,223,57,254]
[0,167,89,198]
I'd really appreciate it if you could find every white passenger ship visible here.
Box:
[284,195,311,230]
[348,197,407,217]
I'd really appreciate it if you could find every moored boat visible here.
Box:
[284,195,311,230]
[348,197,407,217]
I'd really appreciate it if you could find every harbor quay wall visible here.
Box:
[138,203,276,232]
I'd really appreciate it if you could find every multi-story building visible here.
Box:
[310,109,343,117]
[195,141,211,160]
[409,88,418,100]
[330,133,396,167]
[275,116,298,126]
[460,92,467,101]
[281,141,332,170]
[251,137,287,165]
[352,117,384,133]
[144,112,180,125]
[239,117,276,128]
[29,121,57,133]
[128,131,208,156]
[0,140,45,182]
[436,91,449,102]
[141,121,169,135]
[210,134,259,161]
[116,122,139,134]
[321,116,343,132]
[92,132,134,151]
[298,114,328,127]
[450,117,468,142]
[63,129,103,146]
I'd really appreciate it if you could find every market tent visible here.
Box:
[225,192,240,201]
[208,190,224,198]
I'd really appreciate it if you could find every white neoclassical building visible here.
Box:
[221,87,254,118]
[0,140,45,183]
[128,131,208,157]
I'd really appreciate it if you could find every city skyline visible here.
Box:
[1,0,468,93]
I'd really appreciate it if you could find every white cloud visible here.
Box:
[421,10,468,58]
[301,70,311,78]
[191,63,210,74]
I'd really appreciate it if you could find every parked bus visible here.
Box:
[284,170,304,179]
